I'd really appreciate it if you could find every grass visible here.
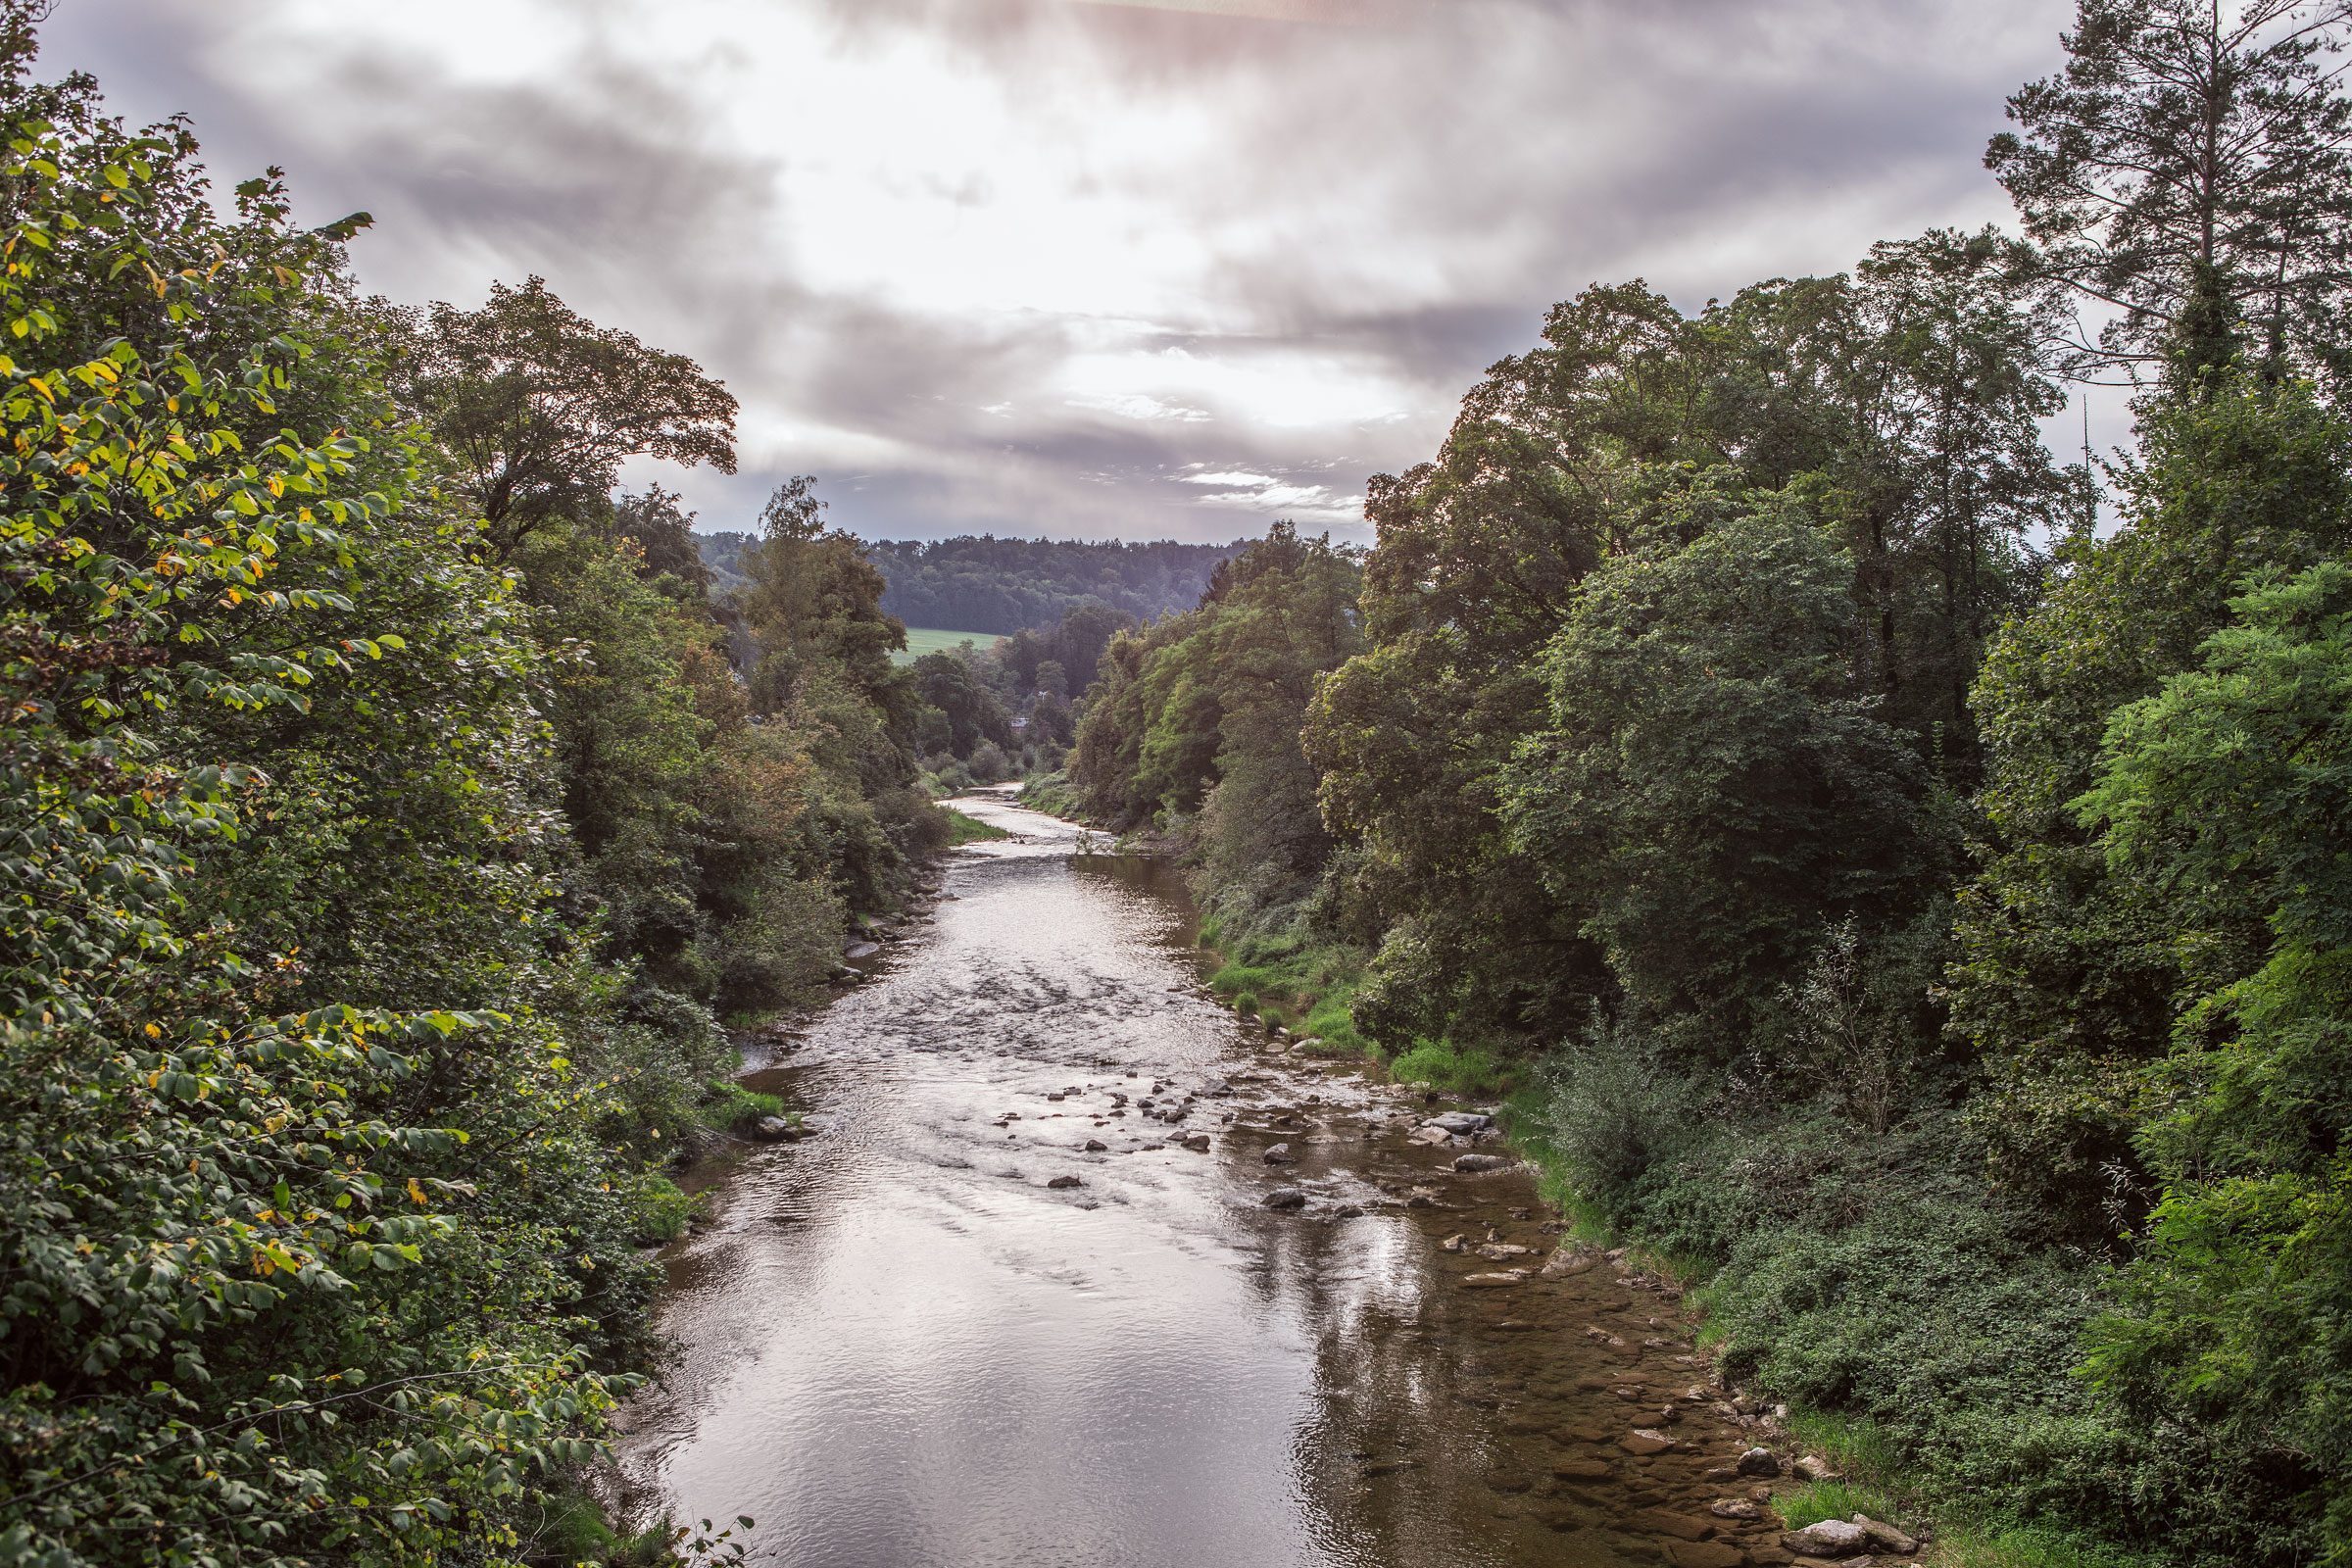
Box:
[630,1174,697,1245]
[891,626,1000,665]
[1384,1037,1516,1097]
[1780,1479,1899,1531]
[1018,769,1086,820]
[521,1489,673,1568]
[699,1079,784,1132]
[943,807,1009,845]
[1193,912,1520,1089]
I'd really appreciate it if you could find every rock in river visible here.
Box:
[1782,1519,1872,1558]
[1263,1188,1309,1210]
[753,1115,799,1142]
[1461,1270,1528,1289]
[1047,1174,1083,1190]
[1543,1243,1602,1277]
[1421,1110,1492,1136]
[1620,1429,1676,1455]
[841,940,881,960]
[1083,1139,1107,1152]
[1262,1143,1296,1165]
[1736,1446,1781,1477]
[1180,1131,1212,1152]
[1452,1152,1508,1173]
[1853,1514,1921,1555]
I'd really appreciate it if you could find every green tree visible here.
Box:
[1502,489,1935,1041]
[0,58,634,1565]
[2076,563,2352,1562]
[396,276,738,552]
[1988,0,2352,385]
[1950,377,2352,1236]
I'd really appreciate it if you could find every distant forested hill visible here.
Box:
[694,532,1237,631]
[695,533,1241,632]
[894,536,1245,632]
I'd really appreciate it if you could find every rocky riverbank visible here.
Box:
[622,791,1936,1568]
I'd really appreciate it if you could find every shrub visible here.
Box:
[968,740,1014,781]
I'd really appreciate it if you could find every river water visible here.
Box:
[616,791,1783,1568]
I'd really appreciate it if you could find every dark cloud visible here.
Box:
[42,0,2075,543]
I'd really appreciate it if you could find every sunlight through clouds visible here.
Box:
[44,0,2075,542]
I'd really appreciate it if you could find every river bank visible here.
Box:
[613,789,1886,1568]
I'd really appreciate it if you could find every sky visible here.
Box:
[43,0,2087,545]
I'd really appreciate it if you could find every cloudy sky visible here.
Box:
[45,0,2081,544]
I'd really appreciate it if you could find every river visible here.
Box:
[615,790,1783,1568]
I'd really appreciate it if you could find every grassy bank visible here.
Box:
[944,806,1011,845]
[1017,767,1085,819]
[1176,912,2172,1568]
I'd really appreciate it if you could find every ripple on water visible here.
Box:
[620,793,1775,1568]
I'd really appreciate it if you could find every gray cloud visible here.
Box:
[42,0,2075,544]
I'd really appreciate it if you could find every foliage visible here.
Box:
[2073,563,2352,1560]
[393,276,737,552]
[1987,0,2352,387]
[1502,492,1937,1042]
[0,19,961,1563]
[0,57,633,1565]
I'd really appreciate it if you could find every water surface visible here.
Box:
[619,791,1777,1568]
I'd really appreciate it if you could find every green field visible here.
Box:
[893,626,1001,665]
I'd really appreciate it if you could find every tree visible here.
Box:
[2075,563,2352,1561]
[610,483,713,590]
[908,650,1013,759]
[1950,376,2352,1236]
[0,57,638,1563]
[1501,489,1935,1040]
[1988,0,2352,387]
[396,275,737,551]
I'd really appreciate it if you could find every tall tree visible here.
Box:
[1988,0,2352,387]
[396,276,738,551]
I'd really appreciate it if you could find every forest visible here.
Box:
[695,531,1238,637]
[861,535,1238,635]
[1047,5,2352,1566]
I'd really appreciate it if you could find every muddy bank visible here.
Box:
[616,791,1817,1568]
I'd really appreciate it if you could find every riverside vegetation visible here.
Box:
[1047,5,2352,1566]
[0,9,1047,1563]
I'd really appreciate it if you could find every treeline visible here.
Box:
[0,18,964,1566]
[1059,5,2352,1565]
[901,601,1136,791]
[859,535,1237,634]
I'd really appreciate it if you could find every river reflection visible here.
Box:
[616,791,1774,1568]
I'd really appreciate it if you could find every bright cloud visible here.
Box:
[46,0,2077,543]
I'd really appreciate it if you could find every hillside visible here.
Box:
[695,531,1238,635]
